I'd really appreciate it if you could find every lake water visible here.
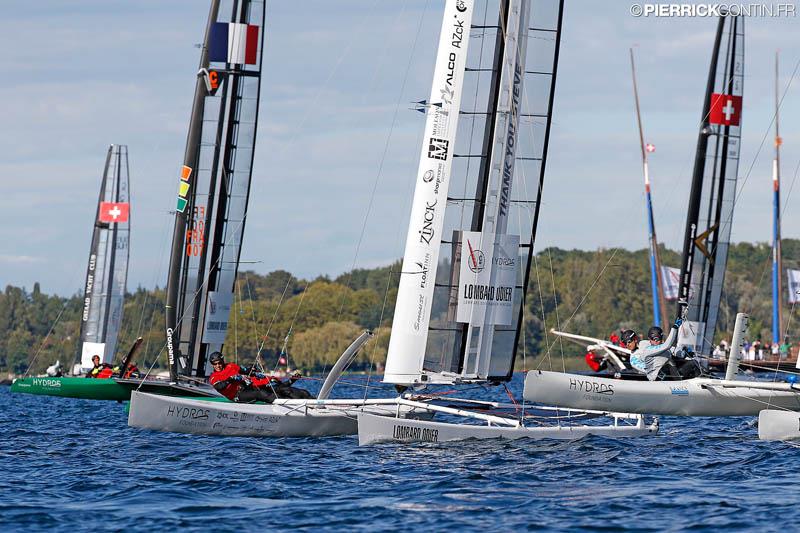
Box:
[2,374,798,531]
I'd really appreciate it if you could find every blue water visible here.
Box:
[2,375,799,532]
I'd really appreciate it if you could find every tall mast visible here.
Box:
[385,0,562,385]
[165,0,264,380]
[630,48,668,330]
[383,0,476,385]
[78,145,130,370]
[677,14,744,353]
[772,50,783,345]
[165,0,220,381]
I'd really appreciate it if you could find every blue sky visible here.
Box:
[1,1,798,296]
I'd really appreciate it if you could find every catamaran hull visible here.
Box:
[10,376,217,402]
[523,370,800,416]
[357,412,658,445]
[11,376,130,401]
[758,409,800,441]
[128,391,421,437]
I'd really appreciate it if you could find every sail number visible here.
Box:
[186,205,206,257]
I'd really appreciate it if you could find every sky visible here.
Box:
[1,0,798,296]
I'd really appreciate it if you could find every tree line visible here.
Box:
[2,240,798,376]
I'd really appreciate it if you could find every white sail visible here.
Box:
[384,0,476,384]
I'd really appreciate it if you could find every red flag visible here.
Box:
[709,93,742,126]
[99,202,129,223]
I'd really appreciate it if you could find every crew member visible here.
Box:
[208,352,311,403]
[584,351,607,372]
[85,354,114,378]
[647,326,703,379]
[622,319,682,381]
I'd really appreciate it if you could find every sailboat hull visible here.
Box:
[127,391,425,437]
[10,376,217,402]
[524,370,800,416]
[758,409,800,441]
[357,412,658,445]
[11,376,130,401]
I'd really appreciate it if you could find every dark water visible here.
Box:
[2,375,799,532]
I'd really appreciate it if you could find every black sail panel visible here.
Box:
[166,0,265,379]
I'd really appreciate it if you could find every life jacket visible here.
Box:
[251,376,280,388]
[123,365,139,379]
[585,352,605,372]
[210,363,244,400]
[88,363,113,378]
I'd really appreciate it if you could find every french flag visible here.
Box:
[209,22,259,65]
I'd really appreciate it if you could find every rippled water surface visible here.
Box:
[2,375,799,532]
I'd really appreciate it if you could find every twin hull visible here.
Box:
[128,391,427,437]
[11,376,217,402]
[523,370,800,416]
[357,413,658,445]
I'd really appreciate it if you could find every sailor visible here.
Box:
[208,351,311,403]
[647,325,703,379]
[85,354,114,378]
[622,319,683,381]
[584,350,607,372]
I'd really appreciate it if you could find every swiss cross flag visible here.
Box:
[99,202,129,223]
[709,93,742,126]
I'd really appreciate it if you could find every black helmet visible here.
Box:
[209,351,225,365]
[647,326,664,342]
[621,329,638,344]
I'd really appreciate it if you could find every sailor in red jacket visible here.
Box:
[208,352,311,402]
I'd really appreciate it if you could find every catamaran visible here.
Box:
[11,145,141,400]
[525,15,800,419]
[127,0,431,435]
[357,0,657,444]
[130,0,656,441]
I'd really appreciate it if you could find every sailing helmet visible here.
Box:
[209,351,225,365]
[620,330,638,344]
[647,326,664,342]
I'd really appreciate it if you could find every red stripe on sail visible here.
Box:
[245,25,259,65]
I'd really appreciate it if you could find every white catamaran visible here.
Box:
[525,15,800,424]
[357,0,657,444]
[128,0,429,435]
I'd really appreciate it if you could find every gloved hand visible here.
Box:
[254,372,266,379]
[231,375,243,382]
[674,317,683,328]
[242,377,252,386]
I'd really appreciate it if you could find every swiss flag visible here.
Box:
[709,93,742,126]
[99,202,129,223]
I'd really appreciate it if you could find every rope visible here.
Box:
[22,296,74,378]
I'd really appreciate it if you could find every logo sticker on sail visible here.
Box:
[456,232,518,326]
[428,138,449,160]
[176,165,192,213]
[465,239,485,273]
[418,200,437,244]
